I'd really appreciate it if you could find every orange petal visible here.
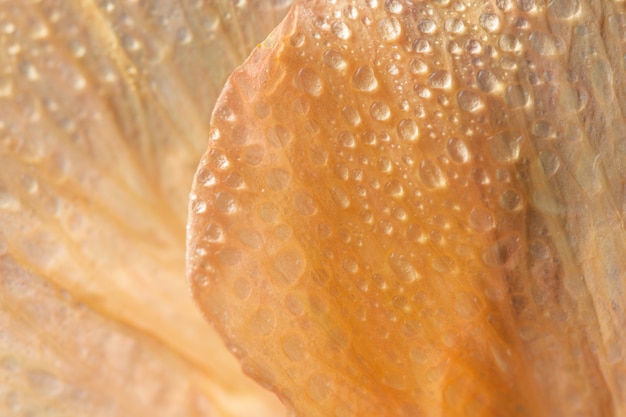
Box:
[188,0,626,415]
[0,1,292,416]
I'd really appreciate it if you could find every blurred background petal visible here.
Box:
[0,0,291,415]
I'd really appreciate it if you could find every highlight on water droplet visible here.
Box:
[352,65,378,92]
[296,67,323,96]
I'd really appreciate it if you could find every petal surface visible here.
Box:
[0,1,291,416]
[188,0,626,416]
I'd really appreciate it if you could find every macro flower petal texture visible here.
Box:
[187,0,626,416]
[1,0,626,416]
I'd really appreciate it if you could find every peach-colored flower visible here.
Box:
[188,0,626,416]
[2,0,626,416]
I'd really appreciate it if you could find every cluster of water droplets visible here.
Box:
[187,0,626,414]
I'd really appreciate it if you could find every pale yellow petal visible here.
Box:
[0,0,292,416]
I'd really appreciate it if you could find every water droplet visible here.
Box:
[204,223,224,242]
[489,131,521,162]
[233,277,251,299]
[231,124,251,146]
[479,13,501,32]
[529,239,551,261]
[418,19,437,34]
[445,17,465,33]
[532,120,553,138]
[397,118,419,141]
[408,58,428,74]
[334,163,350,181]
[565,122,582,142]
[414,39,432,54]
[26,370,62,396]
[497,0,513,11]
[0,21,15,35]
[529,32,562,56]
[590,59,613,103]
[290,33,306,48]
[338,131,355,148]
[310,293,330,315]
[432,256,455,273]
[392,206,408,221]
[330,186,350,208]
[265,168,291,190]
[505,84,529,108]
[499,34,521,52]
[294,191,318,216]
[282,333,307,361]
[358,131,374,147]
[248,308,277,336]
[575,152,603,197]
[384,0,403,14]
[192,200,207,214]
[201,13,220,33]
[517,0,535,12]
[323,49,347,70]
[352,65,378,92]
[446,137,470,163]
[384,179,404,197]
[310,145,328,165]
[378,17,401,41]
[5,390,19,412]
[296,68,323,96]
[499,189,523,210]
[243,144,265,166]
[215,192,238,214]
[419,159,447,189]
[482,234,521,267]
[389,252,419,283]
[267,125,292,148]
[29,19,49,40]
[19,61,39,81]
[209,150,230,171]
[307,373,333,404]
[428,70,452,89]
[548,0,579,18]
[285,293,305,315]
[370,101,391,121]
[342,106,361,126]
[457,90,483,113]
[344,5,359,19]
[0,75,12,97]
[383,371,407,391]
[122,33,142,52]
[331,21,352,40]
[224,172,244,191]
[360,210,374,224]
[176,27,193,45]
[0,185,20,212]
[342,257,359,273]
[454,292,481,317]
[377,157,393,173]
[273,250,305,285]
[20,175,39,195]
[237,228,263,249]
[469,208,495,232]
[477,70,499,92]
[217,247,242,266]
[387,63,399,75]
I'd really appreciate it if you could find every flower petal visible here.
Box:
[0,1,292,415]
[188,0,626,415]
